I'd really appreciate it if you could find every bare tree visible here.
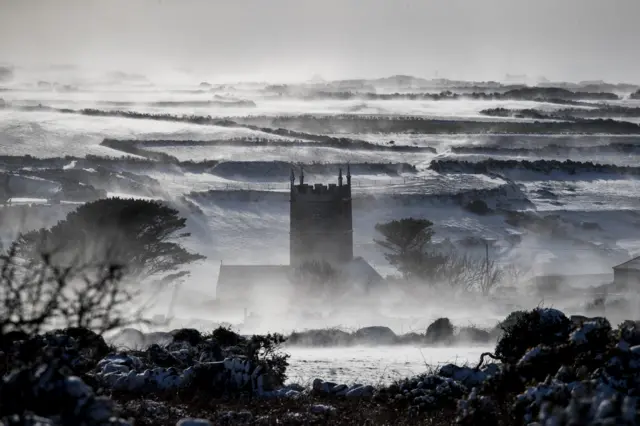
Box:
[502,263,530,287]
[1,244,68,337]
[1,243,150,337]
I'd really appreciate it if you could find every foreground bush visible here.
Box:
[2,309,640,425]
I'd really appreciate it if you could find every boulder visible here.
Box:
[346,385,374,398]
[176,419,212,426]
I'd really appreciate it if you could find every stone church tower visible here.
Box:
[289,167,354,268]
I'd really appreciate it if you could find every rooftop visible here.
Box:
[613,256,640,271]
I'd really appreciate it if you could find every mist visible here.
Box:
[2,2,640,421]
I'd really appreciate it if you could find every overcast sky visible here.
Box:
[1,0,639,83]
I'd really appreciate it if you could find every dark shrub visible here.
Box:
[247,333,290,386]
[465,200,492,215]
[495,308,571,363]
[426,318,454,343]
[353,326,397,345]
[287,329,353,346]
[457,326,492,344]
[61,327,110,360]
[617,320,640,346]
[170,328,202,346]
[211,326,242,347]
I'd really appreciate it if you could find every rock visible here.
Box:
[618,320,640,346]
[438,364,494,388]
[98,353,143,371]
[197,339,223,362]
[456,388,499,425]
[345,385,374,398]
[309,404,336,414]
[217,410,253,424]
[425,318,454,343]
[0,361,126,425]
[569,318,611,347]
[331,384,348,395]
[312,378,324,392]
[321,381,337,394]
[176,419,213,426]
[0,414,56,425]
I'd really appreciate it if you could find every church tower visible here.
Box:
[289,166,353,268]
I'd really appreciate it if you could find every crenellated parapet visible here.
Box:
[289,165,354,267]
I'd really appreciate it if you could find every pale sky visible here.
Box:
[1,0,639,83]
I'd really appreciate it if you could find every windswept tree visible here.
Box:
[374,218,435,279]
[374,218,503,294]
[12,198,205,282]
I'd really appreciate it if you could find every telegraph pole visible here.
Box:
[485,241,490,292]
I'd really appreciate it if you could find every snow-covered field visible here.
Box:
[285,345,492,386]
[2,74,640,364]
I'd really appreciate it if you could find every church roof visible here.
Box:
[613,256,640,271]
[339,256,384,285]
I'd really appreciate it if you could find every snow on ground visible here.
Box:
[524,179,640,211]
[4,81,640,364]
[144,144,437,163]
[330,133,640,151]
[284,345,492,386]
[1,93,588,119]
[0,110,296,158]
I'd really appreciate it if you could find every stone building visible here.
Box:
[215,167,383,305]
[289,167,353,268]
[612,256,640,288]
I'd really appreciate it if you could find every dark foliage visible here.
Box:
[170,328,202,346]
[246,333,290,386]
[431,158,640,177]
[494,308,572,363]
[464,200,492,215]
[374,218,435,280]
[374,218,502,293]
[210,326,243,347]
[12,198,205,281]
[1,245,145,337]
[234,114,640,135]
[425,318,454,343]
[287,328,354,346]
